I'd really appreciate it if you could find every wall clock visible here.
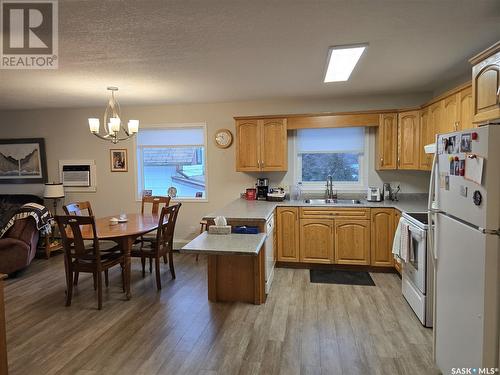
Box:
[214,128,233,149]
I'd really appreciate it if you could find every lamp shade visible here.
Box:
[44,183,65,199]
[128,119,139,134]
[88,118,100,133]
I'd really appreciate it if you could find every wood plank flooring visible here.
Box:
[4,254,439,375]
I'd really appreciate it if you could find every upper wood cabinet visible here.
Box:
[442,93,459,134]
[441,86,474,133]
[376,113,398,170]
[458,86,474,130]
[470,42,500,124]
[429,100,444,138]
[276,207,300,262]
[261,119,287,171]
[334,220,370,265]
[235,119,260,171]
[397,110,420,170]
[299,219,334,264]
[419,107,434,171]
[235,118,287,172]
[370,209,395,267]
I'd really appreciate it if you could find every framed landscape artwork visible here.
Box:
[110,149,128,172]
[0,138,48,184]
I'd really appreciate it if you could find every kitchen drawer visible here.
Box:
[299,207,370,220]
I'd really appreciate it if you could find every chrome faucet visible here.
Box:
[325,175,337,200]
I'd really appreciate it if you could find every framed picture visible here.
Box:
[110,149,128,172]
[0,138,48,184]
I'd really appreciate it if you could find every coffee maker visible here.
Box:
[256,178,269,200]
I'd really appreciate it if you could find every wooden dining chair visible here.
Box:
[139,195,171,270]
[63,201,118,287]
[63,201,94,216]
[141,195,171,215]
[131,203,181,290]
[55,215,126,310]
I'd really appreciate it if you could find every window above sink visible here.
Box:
[294,127,368,192]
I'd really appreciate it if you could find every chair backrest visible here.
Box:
[156,203,182,250]
[55,215,100,261]
[141,195,170,215]
[63,201,94,217]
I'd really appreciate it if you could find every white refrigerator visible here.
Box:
[428,125,500,374]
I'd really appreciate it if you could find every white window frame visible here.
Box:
[134,122,209,202]
[292,128,369,192]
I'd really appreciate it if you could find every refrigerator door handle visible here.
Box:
[428,142,439,262]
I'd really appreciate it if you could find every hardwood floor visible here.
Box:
[4,254,439,375]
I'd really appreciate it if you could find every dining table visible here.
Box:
[78,213,161,299]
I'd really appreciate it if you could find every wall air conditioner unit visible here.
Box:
[62,165,90,187]
[59,160,97,192]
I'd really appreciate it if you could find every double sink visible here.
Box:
[303,198,363,205]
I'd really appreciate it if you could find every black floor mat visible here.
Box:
[310,269,375,286]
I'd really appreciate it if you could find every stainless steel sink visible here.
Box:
[303,199,362,205]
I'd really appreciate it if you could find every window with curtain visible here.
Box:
[296,127,366,189]
[136,125,207,200]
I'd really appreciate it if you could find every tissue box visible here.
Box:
[208,225,232,235]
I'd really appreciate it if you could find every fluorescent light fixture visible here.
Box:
[324,44,367,82]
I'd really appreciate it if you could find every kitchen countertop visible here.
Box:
[204,194,429,221]
[181,232,266,256]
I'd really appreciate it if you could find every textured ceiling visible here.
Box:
[0,0,499,110]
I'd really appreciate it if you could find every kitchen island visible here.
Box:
[182,232,267,304]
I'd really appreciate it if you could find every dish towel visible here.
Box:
[392,217,410,263]
[392,217,402,258]
[400,221,410,263]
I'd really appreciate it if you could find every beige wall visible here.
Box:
[0,93,431,244]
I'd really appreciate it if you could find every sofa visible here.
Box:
[0,194,44,275]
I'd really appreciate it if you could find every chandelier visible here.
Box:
[88,87,139,144]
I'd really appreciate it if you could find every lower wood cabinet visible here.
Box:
[276,207,400,268]
[299,219,334,263]
[334,220,371,265]
[276,207,300,262]
[370,209,395,267]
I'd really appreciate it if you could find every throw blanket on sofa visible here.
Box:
[0,203,52,239]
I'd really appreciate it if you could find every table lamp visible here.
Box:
[44,183,65,215]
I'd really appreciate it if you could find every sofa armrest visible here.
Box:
[4,218,38,246]
[0,238,29,252]
[0,238,32,275]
